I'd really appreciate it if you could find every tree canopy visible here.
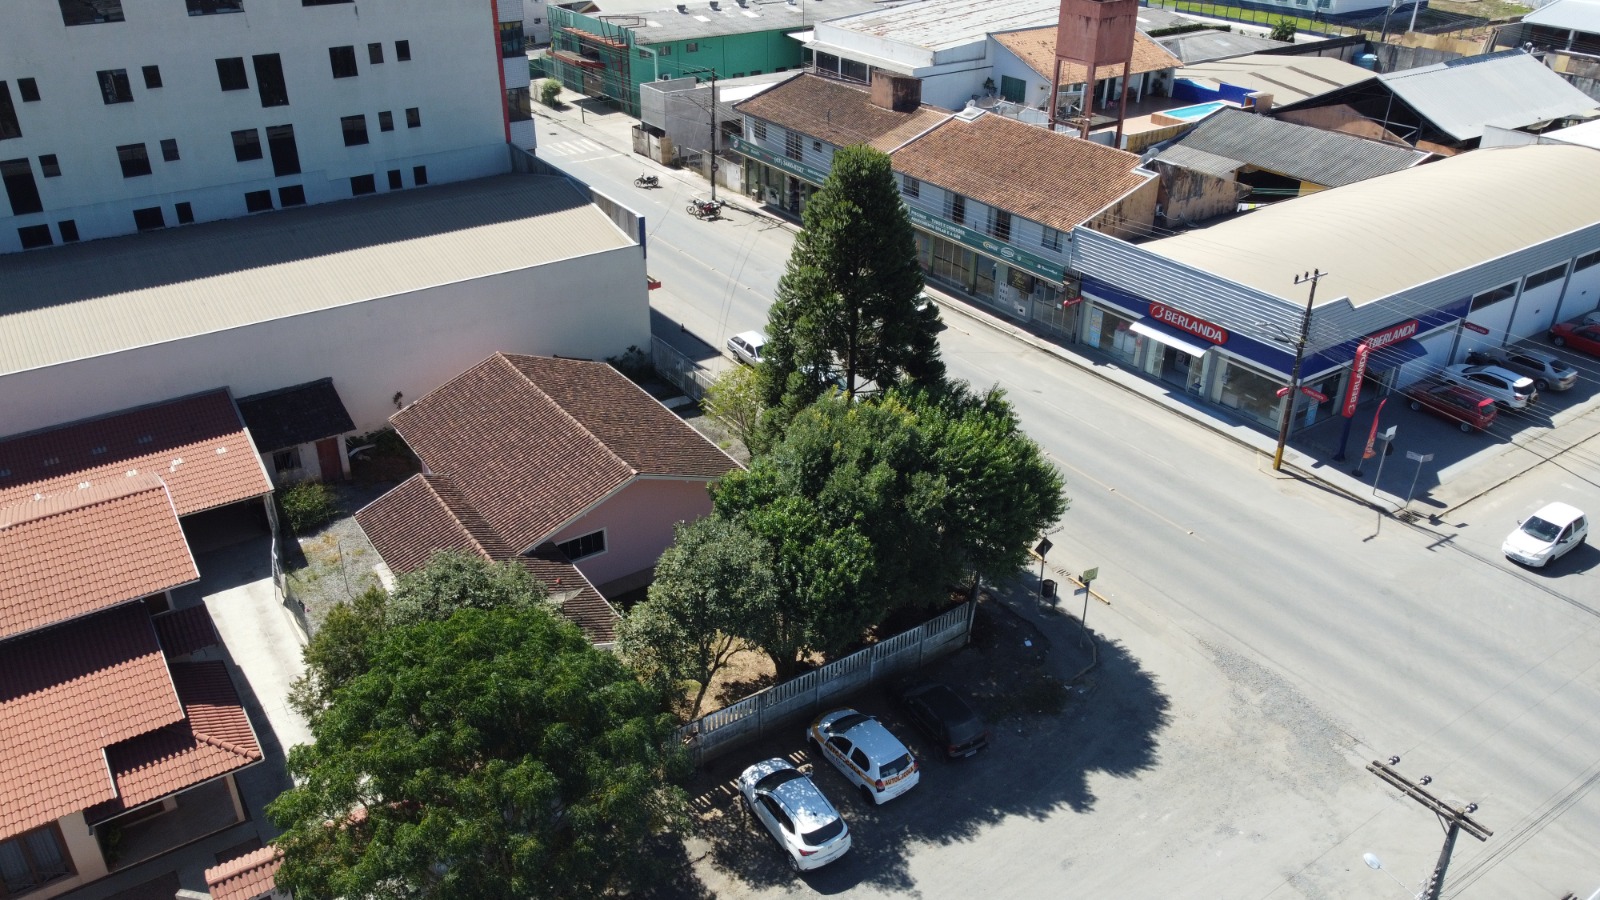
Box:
[760,144,943,427]
[269,604,685,900]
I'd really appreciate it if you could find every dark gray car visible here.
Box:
[1466,346,1577,392]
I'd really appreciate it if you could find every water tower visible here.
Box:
[1049,0,1139,144]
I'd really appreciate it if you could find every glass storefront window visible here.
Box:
[1085,306,1141,366]
[1213,358,1283,428]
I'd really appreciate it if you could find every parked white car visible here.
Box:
[807,709,920,805]
[737,758,851,871]
[1440,363,1537,409]
[1503,502,1589,568]
[727,330,766,366]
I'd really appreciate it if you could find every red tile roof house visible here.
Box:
[0,391,273,899]
[356,353,741,644]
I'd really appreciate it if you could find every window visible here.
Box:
[266,124,300,176]
[500,22,523,58]
[58,219,79,242]
[1525,263,1567,291]
[329,46,358,79]
[253,54,289,107]
[557,529,606,561]
[944,192,965,225]
[0,825,73,893]
[175,201,194,224]
[272,448,302,473]
[368,42,384,64]
[187,0,246,12]
[0,84,17,140]
[158,138,178,162]
[405,107,421,128]
[2,158,42,215]
[97,69,133,104]
[412,165,428,185]
[279,184,306,206]
[117,143,151,178]
[132,206,165,231]
[1577,250,1600,273]
[686,41,699,52]
[244,189,273,212]
[18,79,40,102]
[1000,74,1026,103]
[302,0,353,5]
[387,168,402,189]
[341,115,368,146]
[660,45,672,56]
[752,120,766,141]
[142,65,162,89]
[350,173,375,195]
[216,57,249,91]
[1469,283,1515,312]
[988,208,1011,242]
[39,154,60,177]
[1042,225,1061,251]
[902,174,919,198]
[232,128,262,162]
[378,110,394,132]
[395,40,411,61]
[507,87,531,122]
[59,0,125,25]
[784,130,802,161]
[17,224,52,249]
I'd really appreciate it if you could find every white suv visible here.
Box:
[807,709,920,805]
[727,330,766,366]
[737,758,851,871]
[1440,363,1537,409]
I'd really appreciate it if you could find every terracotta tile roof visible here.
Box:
[236,378,356,454]
[0,604,183,839]
[0,474,197,640]
[205,845,284,900]
[391,354,736,554]
[733,74,953,153]
[891,112,1154,231]
[994,27,1182,83]
[153,604,222,658]
[356,474,618,644]
[0,390,272,517]
[87,661,262,825]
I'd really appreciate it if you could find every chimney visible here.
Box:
[709,0,720,9]
[869,70,922,113]
[676,3,687,10]
[1245,91,1273,114]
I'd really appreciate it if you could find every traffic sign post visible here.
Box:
[1370,425,1398,496]
[1405,451,1435,511]
[1079,567,1099,641]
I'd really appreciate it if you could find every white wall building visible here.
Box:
[1,0,533,253]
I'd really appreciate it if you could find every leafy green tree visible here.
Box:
[539,78,562,107]
[760,144,943,423]
[387,550,549,626]
[269,606,686,900]
[287,585,387,724]
[701,361,763,454]
[616,517,777,716]
[1271,18,1297,41]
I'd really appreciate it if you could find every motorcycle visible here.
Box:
[687,198,723,220]
[634,174,659,188]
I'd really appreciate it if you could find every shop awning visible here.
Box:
[1366,338,1428,368]
[787,29,815,42]
[1131,319,1211,358]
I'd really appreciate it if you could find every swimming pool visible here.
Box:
[1163,100,1229,121]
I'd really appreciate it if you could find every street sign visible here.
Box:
[1276,386,1292,397]
[1080,567,1099,583]
[1300,386,1329,402]
[1406,451,1434,463]
[1380,426,1397,441]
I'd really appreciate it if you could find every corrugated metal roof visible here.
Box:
[1378,50,1599,141]
[1545,116,1600,148]
[624,0,887,43]
[1158,30,1289,65]
[820,0,1060,52]
[1177,54,1374,105]
[1522,0,1600,31]
[1141,144,1600,306]
[1153,144,1241,178]
[0,175,632,377]
[1156,107,1430,186]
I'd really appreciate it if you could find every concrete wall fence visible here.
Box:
[677,601,974,766]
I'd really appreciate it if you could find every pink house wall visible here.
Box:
[546,477,715,588]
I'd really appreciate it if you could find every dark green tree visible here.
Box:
[287,585,387,724]
[268,605,686,900]
[615,516,778,716]
[760,144,943,425]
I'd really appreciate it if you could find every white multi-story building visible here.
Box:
[1,0,534,253]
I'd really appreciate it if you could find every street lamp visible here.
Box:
[1363,852,1420,899]
[1033,537,1053,605]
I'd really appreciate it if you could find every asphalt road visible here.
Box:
[538,108,1600,899]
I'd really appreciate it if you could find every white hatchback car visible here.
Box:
[1440,363,1537,409]
[807,709,920,805]
[1503,502,1589,568]
[737,758,851,871]
[727,330,766,366]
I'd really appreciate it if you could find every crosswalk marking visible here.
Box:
[537,137,609,158]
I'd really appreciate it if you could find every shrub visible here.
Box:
[279,481,339,533]
[607,345,654,384]
[540,78,562,107]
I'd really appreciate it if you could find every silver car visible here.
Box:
[1440,363,1537,409]
[1465,347,1577,392]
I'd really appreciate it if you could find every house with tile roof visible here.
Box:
[356,353,741,644]
[0,394,270,898]
[205,845,286,900]
[988,26,1182,122]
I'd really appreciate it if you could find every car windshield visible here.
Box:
[753,768,805,793]
[802,817,845,845]
[1522,516,1562,542]
[879,753,914,778]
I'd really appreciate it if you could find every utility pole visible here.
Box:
[1272,269,1326,472]
[707,69,718,204]
[1367,757,1492,900]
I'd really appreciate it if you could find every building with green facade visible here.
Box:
[544,0,884,116]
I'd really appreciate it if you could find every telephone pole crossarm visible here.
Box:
[1367,760,1493,841]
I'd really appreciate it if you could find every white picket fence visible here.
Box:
[677,601,975,765]
[651,336,715,401]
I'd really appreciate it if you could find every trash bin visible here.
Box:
[1041,579,1057,599]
